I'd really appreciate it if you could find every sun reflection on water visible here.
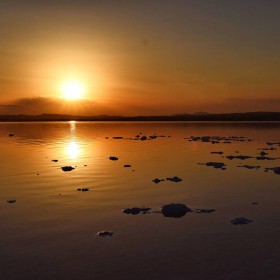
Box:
[66,140,80,159]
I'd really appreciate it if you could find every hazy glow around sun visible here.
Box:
[61,81,85,100]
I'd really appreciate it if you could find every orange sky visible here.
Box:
[0,1,280,115]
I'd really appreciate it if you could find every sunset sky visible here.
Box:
[0,0,279,115]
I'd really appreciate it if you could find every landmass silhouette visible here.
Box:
[0,112,280,122]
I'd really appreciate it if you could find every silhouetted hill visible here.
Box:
[0,112,280,122]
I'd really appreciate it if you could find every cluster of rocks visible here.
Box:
[186,135,252,144]
[152,176,183,183]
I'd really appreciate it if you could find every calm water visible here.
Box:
[0,122,280,280]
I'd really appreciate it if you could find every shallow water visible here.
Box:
[0,121,280,280]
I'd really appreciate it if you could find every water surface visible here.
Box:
[0,122,280,280]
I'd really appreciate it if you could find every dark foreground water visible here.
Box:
[0,122,279,280]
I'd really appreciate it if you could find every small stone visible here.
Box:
[7,200,16,203]
[231,217,253,225]
[109,156,118,161]
[123,164,131,168]
[96,230,114,237]
[9,134,14,137]
[52,159,58,162]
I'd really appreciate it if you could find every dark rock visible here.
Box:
[140,136,147,141]
[200,162,226,169]
[109,156,118,161]
[195,208,216,213]
[237,165,260,170]
[61,166,75,172]
[123,164,131,168]
[259,151,268,156]
[152,178,165,184]
[265,167,280,175]
[52,159,58,162]
[166,176,183,182]
[161,203,192,218]
[255,156,277,160]
[226,155,252,160]
[251,202,259,205]
[112,136,123,139]
[231,217,253,225]
[96,230,114,237]
[6,199,16,203]
[211,151,224,154]
[9,134,14,137]
[123,207,151,215]
[77,188,89,192]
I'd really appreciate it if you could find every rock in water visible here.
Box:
[123,207,151,215]
[166,176,183,182]
[231,217,253,225]
[109,156,118,161]
[61,166,75,172]
[96,230,114,237]
[6,200,16,204]
[161,203,192,218]
[195,208,216,213]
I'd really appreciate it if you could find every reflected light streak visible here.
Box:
[70,121,76,135]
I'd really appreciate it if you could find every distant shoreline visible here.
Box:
[0,112,280,122]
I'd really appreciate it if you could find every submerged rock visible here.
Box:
[231,217,253,225]
[109,156,118,161]
[195,208,216,213]
[123,207,151,215]
[6,199,16,204]
[96,230,114,237]
[161,203,192,218]
[166,176,183,182]
[61,166,75,172]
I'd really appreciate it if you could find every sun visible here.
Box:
[61,81,85,100]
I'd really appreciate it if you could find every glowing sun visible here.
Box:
[61,81,84,100]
